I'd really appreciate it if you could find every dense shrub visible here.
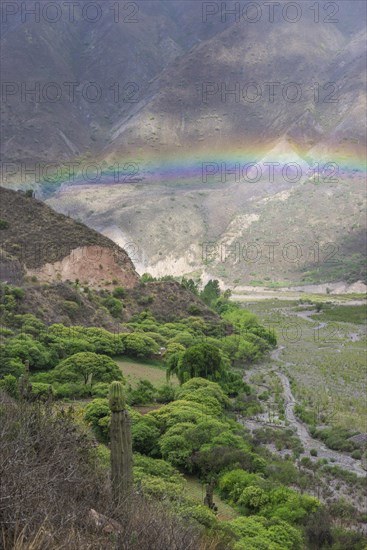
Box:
[62,300,80,318]
[175,378,230,409]
[53,382,93,399]
[156,383,175,403]
[119,333,159,358]
[0,374,19,398]
[102,296,123,317]
[219,469,264,502]
[84,397,111,442]
[112,286,125,298]
[313,427,360,453]
[132,416,161,455]
[228,516,303,550]
[129,379,156,405]
[2,334,56,371]
[45,324,125,356]
[31,382,54,401]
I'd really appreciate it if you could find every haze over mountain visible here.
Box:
[1,0,366,287]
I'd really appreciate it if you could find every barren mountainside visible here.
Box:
[1,0,366,287]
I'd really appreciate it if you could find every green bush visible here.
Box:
[102,296,123,318]
[84,398,111,442]
[0,219,9,229]
[156,384,175,403]
[47,324,124,356]
[3,334,56,371]
[219,469,263,502]
[159,432,193,469]
[53,382,91,399]
[129,379,156,405]
[91,382,111,398]
[237,486,269,512]
[119,333,159,358]
[0,327,14,338]
[175,378,230,409]
[0,354,24,378]
[132,415,160,455]
[62,300,80,318]
[312,427,359,453]
[137,295,154,306]
[169,332,196,348]
[229,516,303,550]
[351,450,362,460]
[0,374,19,398]
[180,504,217,528]
[31,383,53,401]
[112,286,125,298]
[187,304,202,315]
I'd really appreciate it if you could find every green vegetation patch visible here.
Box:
[311,304,367,325]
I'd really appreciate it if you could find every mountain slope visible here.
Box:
[0,187,139,288]
[1,1,366,287]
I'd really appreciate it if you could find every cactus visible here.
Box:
[18,360,32,401]
[109,381,133,508]
[204,478,218,512]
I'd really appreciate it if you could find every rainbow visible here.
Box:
[6,139,366,190]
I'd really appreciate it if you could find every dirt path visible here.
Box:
[242,345,366,477]
[275,369,365,476]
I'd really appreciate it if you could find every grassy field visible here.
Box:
[114,356,178,387]
[239,298,367,431]
[184,476,238,521]
[310,304,367,324]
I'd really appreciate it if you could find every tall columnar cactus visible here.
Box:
[109,381,133,508]
[18,360,32,401]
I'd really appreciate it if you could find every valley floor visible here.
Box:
[234,294,367,513]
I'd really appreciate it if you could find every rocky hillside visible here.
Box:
[0,187,221,325]
[0,187,139,288]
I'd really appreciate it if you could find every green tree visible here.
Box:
[168,342,224,384]
[200,280,221,307]
[181,277,200,295]
[54,352,124,386]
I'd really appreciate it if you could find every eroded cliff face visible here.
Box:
[27,245,139,288]
[0,187,140,289]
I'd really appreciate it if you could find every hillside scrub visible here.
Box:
[0,392,231,550]
[0,284,276,403]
